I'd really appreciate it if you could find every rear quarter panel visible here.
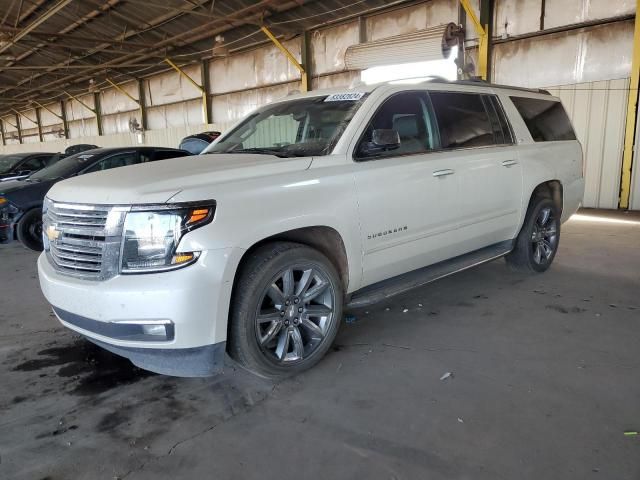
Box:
[498,91,584,227]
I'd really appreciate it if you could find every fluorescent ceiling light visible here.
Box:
[361,46,458,85]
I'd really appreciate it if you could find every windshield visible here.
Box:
[204,93,368,157]
[0,155,24,174]
[30,152,98,181]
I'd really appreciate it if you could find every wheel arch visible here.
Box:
[527,180,563,216]
[235,225,350,291]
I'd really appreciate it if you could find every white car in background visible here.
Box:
[38,80,584,377]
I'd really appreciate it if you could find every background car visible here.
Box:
[64,144,99,156]
[178,131,221,154]
[0,152,62,182]
[0,146,189,251]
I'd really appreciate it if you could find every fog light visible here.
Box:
[142,324,168,336]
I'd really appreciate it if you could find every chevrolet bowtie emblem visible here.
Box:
[46,225,60,242]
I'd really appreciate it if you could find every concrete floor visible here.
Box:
[1,209,639,480]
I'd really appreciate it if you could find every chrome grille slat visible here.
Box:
[57,235,105,249]
[47,214,108,227]
[44,200,127,281]
[51,243,102,256]
[50,247,102,264]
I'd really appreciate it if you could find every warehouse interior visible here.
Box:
[0,1,639,479]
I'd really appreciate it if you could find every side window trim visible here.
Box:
[481,94,506,145]
[490,96,515,145]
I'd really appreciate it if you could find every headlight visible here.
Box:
[121,203,215,274]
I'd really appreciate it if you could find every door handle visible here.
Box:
[501,160,518,167]
[433,169,455,177]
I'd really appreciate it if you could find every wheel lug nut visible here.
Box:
[298,307,303,313]
[280,311,285,317]
[285,300,291,306]
[294,298,299,304]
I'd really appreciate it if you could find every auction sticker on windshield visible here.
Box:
[324,92,366,102]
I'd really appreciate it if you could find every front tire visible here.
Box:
[16,208,44,251]
[228,242,343,378]
[506,197,560,273]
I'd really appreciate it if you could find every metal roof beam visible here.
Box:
[0,0,73,54]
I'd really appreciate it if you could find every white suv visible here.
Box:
[38,80,584,377]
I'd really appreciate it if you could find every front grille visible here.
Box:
[44,199,128,280]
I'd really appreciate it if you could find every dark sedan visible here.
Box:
[0,146,189,251]
[0,152,62,182]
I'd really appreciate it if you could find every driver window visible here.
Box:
[83,152,140,174]
[21,157,46,171]
[355,92,438,160]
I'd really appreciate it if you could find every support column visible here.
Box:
[94,92,103,136]
[35,107,44,142]
[15,113,23,144]
[459,0,489,80]
[0,120,6,146]
[479,0,494,81]
[200,59,212,125]
[300,30,311,92]
[261,26,307,93]
[60,100,69,139]
[164,58,209,124]
[619,2,640,209]
[138,79,148,131]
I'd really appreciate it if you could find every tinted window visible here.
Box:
[355,92,438,159]
[30,152,98,181]
[510,96,576,142]
[180,138,209,155]
[0,155,24,173]
[429,92,496,149]
[153,149,187,161]
[83,152,140,174]
[41,154,63,166]
[21,157,45,171]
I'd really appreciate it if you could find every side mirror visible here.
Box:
[359,129,401,157]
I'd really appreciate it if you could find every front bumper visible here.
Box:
[0,224,14,243]
[0,204,19,243]
[38,247,245,376]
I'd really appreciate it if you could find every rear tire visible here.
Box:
[506,197,560,273]
[16,208,44,252]
[228,242,343,378]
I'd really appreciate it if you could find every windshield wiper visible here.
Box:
[225,148,300,158]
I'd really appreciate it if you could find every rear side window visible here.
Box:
[429,92,496,149]
[510,96,576,142]
[83,152,140,174]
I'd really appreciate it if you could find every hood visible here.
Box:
[46,153,313,205]
[0,178,56,209]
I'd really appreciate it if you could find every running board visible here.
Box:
[347,240,514,309]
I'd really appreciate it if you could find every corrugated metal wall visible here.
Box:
[547,79,629,209]
[0,0,637,210]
